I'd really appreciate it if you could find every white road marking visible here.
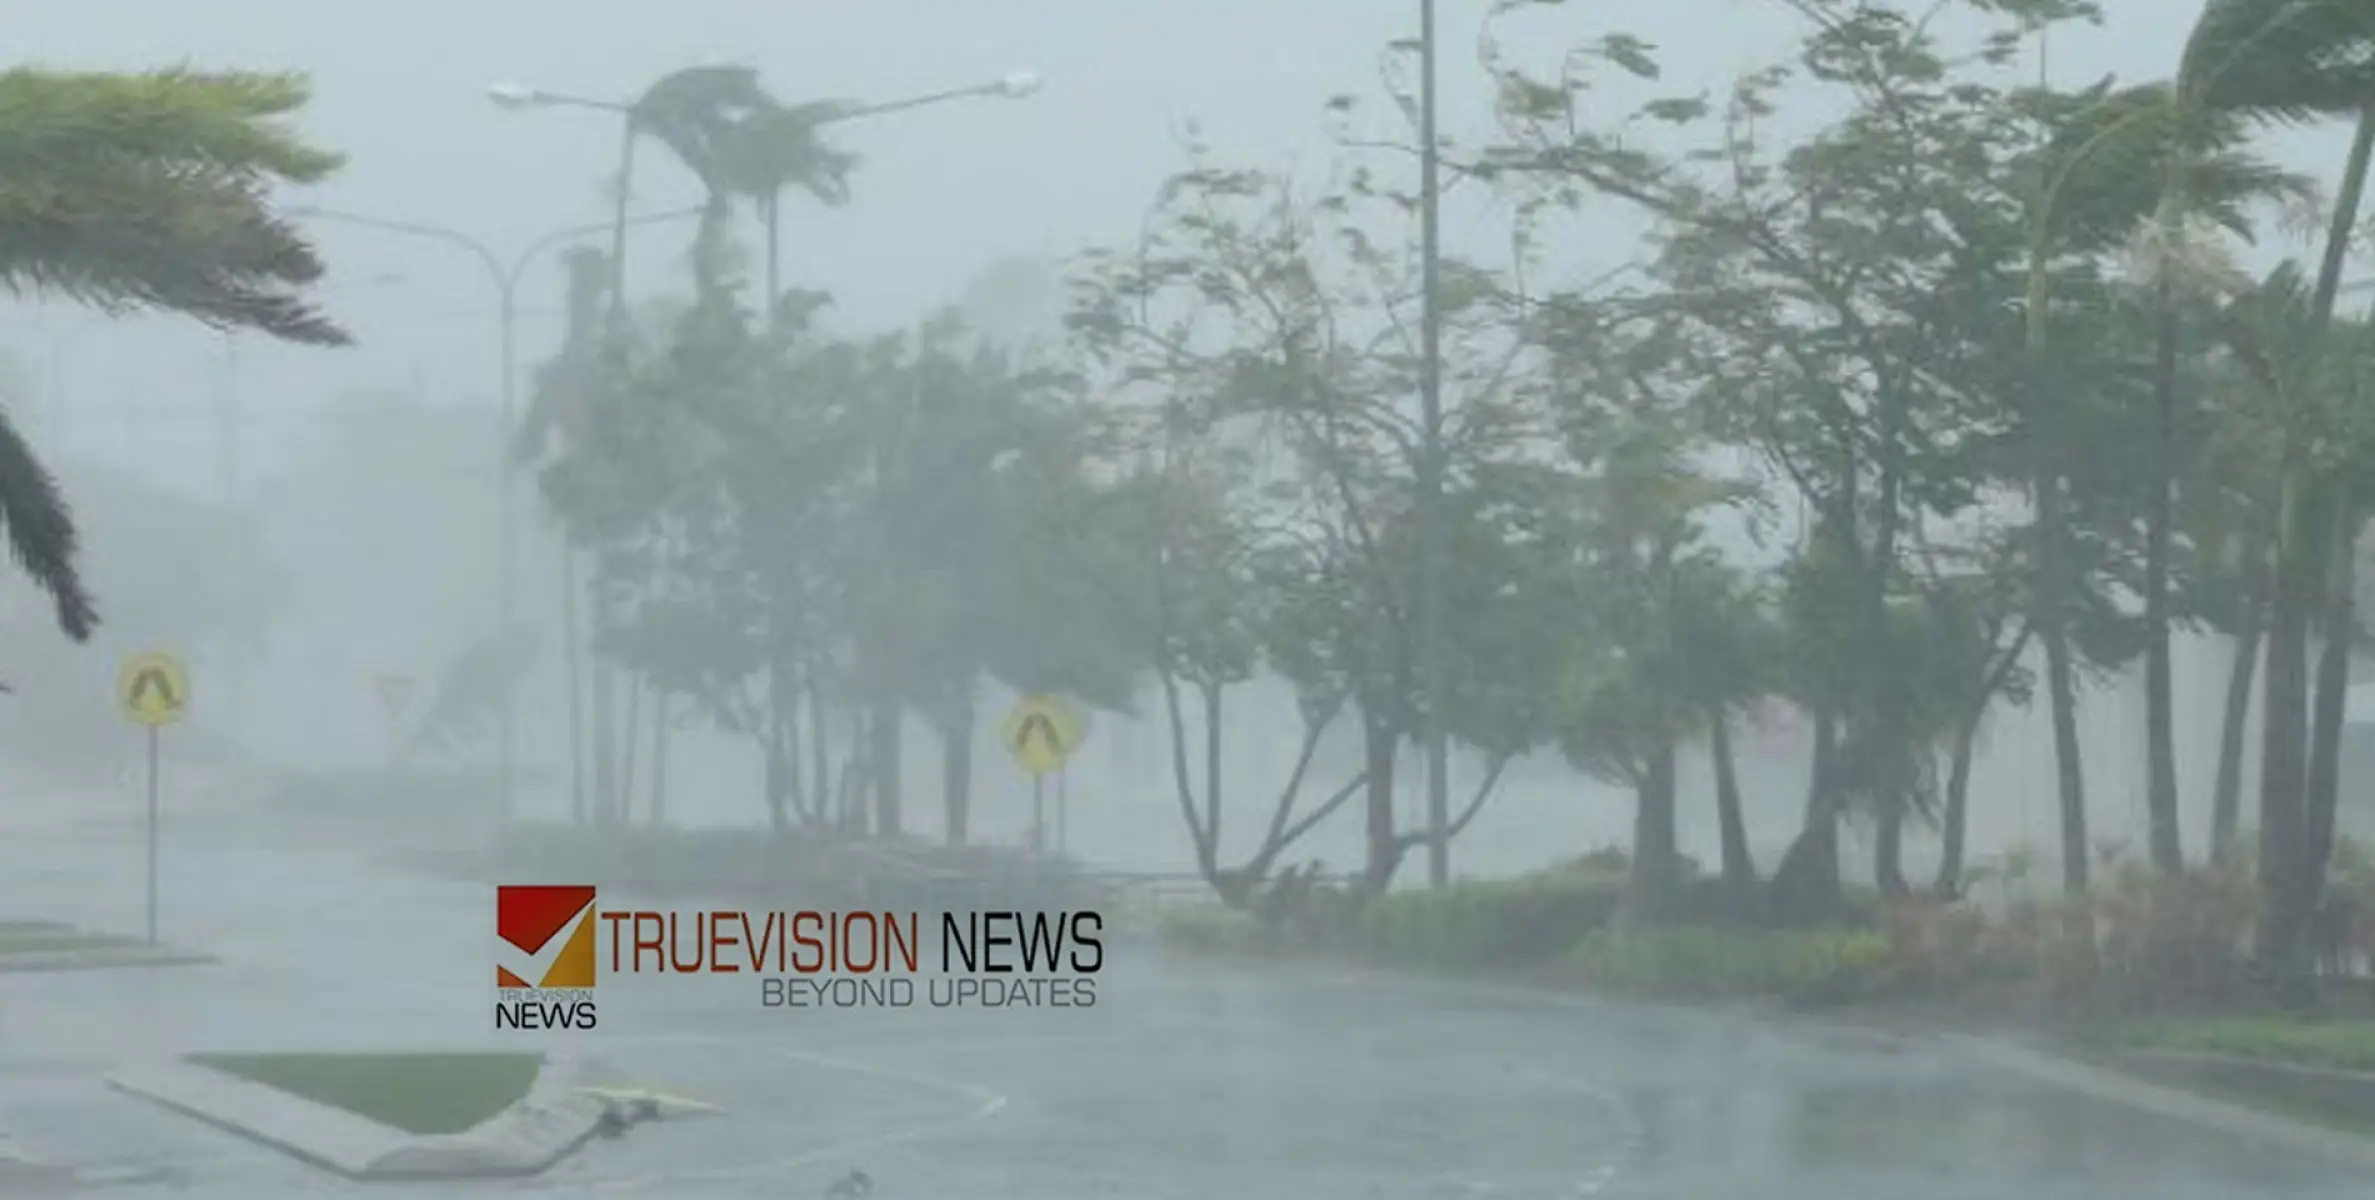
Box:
[559,1041,1011,1193]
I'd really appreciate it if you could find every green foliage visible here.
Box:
[1357,871,1626,969]
[1567,927,1896,1007]
[0,67,345,343]
[0,64,343,648]
[2102,1017,2375,1072]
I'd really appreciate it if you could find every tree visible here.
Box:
[0,66,348,644]
[1485,1,2084,908]
[1067,136,1533,896]
[2176,0,2375,981]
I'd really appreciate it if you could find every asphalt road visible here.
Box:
[0,815,2366,1198]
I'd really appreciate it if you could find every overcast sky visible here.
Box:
[0,1,2334,498]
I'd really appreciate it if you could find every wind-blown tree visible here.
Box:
[0,461,286,771]
[1067,132,1535,895]
[2196,266,2305,862]
[1907,531,2036,899]
[1485,2,2081,910]
[2170,0,2375,978]
[0,66,348,644]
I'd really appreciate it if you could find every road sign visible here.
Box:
[115,650,186,947]
[375,673,416,718]
[1001,694,1085,777]
[117,651,189,727]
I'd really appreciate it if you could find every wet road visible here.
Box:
[0,816,2365,1198]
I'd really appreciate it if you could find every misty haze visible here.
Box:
[0,1,2374,1197]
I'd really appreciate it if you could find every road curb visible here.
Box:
[1947,1034,2375,1170]
[0,945,215,974]
[107,1053,612,1180]
[1206,955,2375,1167]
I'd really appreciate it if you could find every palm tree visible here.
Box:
[2178,0,2375,978]
[2119,84,2306,875]
[0,66,346,643]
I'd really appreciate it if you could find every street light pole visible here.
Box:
[1416,0,1451,888]
[487,66,1043,832]
[281,204,703,826]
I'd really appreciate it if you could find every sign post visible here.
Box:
[1000,694,1085,858]
[117,650,190,945]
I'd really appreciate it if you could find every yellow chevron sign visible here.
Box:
[118,651,190,727]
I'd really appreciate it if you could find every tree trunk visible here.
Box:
[617,677,642,825]
[1875,791,1909,900]
[1360,705,1399,892]
[592,589,619,826]
[870,697,903,838]
[1628,736,1679,924]
[840,709,871,836]
[1202,680,1225,861]
[2260,99,2375,986]
[941,692,975,847]
[2260,478,2321,976]
[1936,718,1980,897]
[649,692,670,827]
[561,548,586,824]
[2035,464,2091,894]
[1709,712,1755,906]
[2304,507,2358,901]
[2143,298,2183,872]
[807,661,831,826]
[2213,564,2268,866]
[779,672,808,823]
[1769,712,1841,924]
[762,732,791,834]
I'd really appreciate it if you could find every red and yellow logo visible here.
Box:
[496,885,597,989]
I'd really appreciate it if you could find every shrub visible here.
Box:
[1994,858,2261,1015]
[1357,871,1624,970]
[1566,926,1895,1006]
[1156,904,1291,957]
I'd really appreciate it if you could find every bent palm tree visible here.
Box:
[0,66,348,640]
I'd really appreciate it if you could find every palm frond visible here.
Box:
[0,401,94,640]
[2183,0,2375,125]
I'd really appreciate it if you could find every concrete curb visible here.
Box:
[107,1053,611,1180]
[1947,1034,2375,1170]
[0,945,215,974]
[1210,957,2375,1167]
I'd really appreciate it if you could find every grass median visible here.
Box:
[188,1052,544,1136]
[0,921,145,955]
[2100,1018,2375,1073]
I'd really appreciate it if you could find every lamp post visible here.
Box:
[486,66,1044,828]
[1415,0,1451,887]
[279,204,704,823]
[485,69,1044,327]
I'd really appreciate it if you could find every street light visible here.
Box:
[280,203,704,824]
[488,67,1043,828]
[486,67,1047,329]
[1415,0,1450,888]
[484,81,630,114]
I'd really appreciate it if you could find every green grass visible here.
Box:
[0,930,143,955]
[188,1052,544,1136]
[2102,1018,2375,1073]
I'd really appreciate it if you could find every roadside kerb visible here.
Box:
[106,1054,612,1180]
